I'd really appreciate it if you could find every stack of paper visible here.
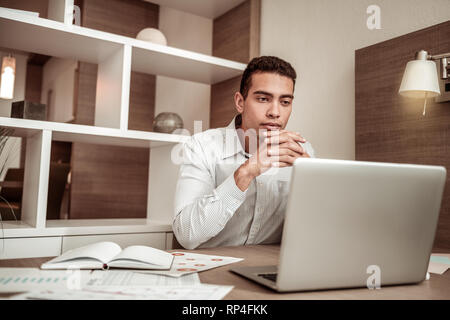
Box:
[1,250,243,300]
[8,270,232,300]
[427,254,450,275]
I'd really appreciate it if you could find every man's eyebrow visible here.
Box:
[253,90,273,97]
[252,91,294,99]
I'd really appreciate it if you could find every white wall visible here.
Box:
[47,0,73,24]
[41,57,77,123]
[260,0,450,160]
[0,51,28,179]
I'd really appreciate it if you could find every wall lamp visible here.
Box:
[0,55,16,100]
[399,50,450,116]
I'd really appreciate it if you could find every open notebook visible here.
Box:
[41,241,174,270]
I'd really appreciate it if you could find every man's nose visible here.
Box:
[267,101,281,118]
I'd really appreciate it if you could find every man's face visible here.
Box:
[235,72,294,135]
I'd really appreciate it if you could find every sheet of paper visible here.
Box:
[87,284,234,300]
[85,270,200,287]
[428,263,448,275]
[9,284,233,300]
[0,268,92,292]
[8,289,135,300]
[136,251,243,277]
[430,254,450,265]
[427,253,450,275]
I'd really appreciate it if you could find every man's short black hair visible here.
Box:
[239,56,297,99]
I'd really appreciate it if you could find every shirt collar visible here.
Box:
[222,114,246,160]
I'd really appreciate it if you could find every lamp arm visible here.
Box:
[428,52,450,60]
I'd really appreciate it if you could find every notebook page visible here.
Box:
[48,242,122,265]
[110,246,173,267]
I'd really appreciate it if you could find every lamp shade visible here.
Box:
[0,56,16,100]
[398,60,440,98]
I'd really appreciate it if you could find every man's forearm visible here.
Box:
[173,173,248,249]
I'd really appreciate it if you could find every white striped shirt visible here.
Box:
[173,116,315,249]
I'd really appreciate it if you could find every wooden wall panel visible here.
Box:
[355,21,450,252]
[69,0,159,219]
[70,143,149,219]
[248,0,261,60]
[24,64,42,103]
[128,71,156,131]
[80,0,159,39]
[213,0,251,64]
[0,0,48,18]
[210,76,241,129]
[73,62,96,126]
[210,0,260,129]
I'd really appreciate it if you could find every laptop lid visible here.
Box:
[276,158,446,292]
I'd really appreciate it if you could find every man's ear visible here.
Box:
[234,92,245,113]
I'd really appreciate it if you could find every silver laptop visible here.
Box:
[230,158,446,292]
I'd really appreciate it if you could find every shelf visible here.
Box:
[132,41,245,84]
[0,10,122,64]
[0,117,190,148]
[0,9,246,84]
[1,219,172,238]
[46,219,172,235]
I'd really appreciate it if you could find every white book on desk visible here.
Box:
[41,241,174,270]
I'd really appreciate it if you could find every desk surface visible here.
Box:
[0,245,449,299]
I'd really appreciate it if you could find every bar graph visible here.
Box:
[0,275,68,285]
[0,268,87,292]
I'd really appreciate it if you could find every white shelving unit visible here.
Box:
[0,5,246,258]
[0,10,246,130]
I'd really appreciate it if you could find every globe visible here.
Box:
[153,112,184,133]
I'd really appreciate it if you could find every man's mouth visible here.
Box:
[261,123,282,130]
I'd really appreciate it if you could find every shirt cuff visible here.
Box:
[214,173,247,213]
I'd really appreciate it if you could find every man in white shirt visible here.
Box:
[173,56,315,249]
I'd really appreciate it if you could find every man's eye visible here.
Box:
[281,100,291,106]
[257,97,268,102]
